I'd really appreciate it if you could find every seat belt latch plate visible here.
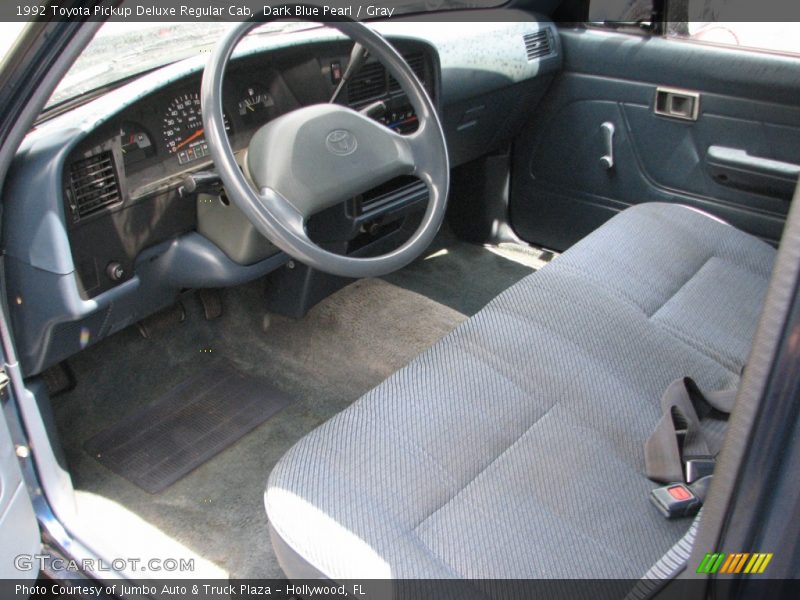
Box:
[650,483,702,519]
[685,458,715,483]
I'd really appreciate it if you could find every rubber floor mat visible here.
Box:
[84,361,290,493]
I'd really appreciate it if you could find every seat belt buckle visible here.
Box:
[650,483,702,519]
[685,458,715,483]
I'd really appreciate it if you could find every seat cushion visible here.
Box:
[555,203,774,374]
[265,203,775,579]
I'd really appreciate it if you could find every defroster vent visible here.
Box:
[66,151,121,221]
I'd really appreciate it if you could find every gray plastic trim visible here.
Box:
[137,231,288,289]
[5,233,287,376]
[197,193,280,265]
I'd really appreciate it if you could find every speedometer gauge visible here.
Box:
[161,92,230,165]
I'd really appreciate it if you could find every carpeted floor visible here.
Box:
[52,232,544,579]
[384,230,548,315]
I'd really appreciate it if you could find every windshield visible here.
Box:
[46,0,505,109]
[47,21,313,108]
[0,22,27,60]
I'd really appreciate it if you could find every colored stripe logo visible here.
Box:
[697,552,773,574]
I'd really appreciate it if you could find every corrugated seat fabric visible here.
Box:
[265,203,775,580]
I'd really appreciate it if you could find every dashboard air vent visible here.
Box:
[389,52,426,92]
[347,61,387,105]
[523,30,552,60]
[348,52,428,105]
[66,151,121,220]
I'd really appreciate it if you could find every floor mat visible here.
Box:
[84,361,290,493]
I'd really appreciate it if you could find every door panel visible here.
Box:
[510,28,800,251]
[0,397,40,579]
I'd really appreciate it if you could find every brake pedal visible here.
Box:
[197,288,223,320]
[137,302,186,339]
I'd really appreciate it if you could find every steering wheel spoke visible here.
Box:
[257,187,307,236]
[394,125,436,180]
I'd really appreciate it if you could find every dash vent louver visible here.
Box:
[66,151,121,220]
[389,52,426,92]
[347,61,388,105]
[523,30,553,61]
[348,52,427,105]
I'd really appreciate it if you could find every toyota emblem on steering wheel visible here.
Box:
[325,129,358,156]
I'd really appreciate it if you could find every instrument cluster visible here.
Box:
[69,41,431,202]
[100,74,286,197]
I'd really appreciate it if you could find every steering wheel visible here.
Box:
[201,19,449,278]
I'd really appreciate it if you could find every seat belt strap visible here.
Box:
[702,387,738,413]
[644,378,736,484]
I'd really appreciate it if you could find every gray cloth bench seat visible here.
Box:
[265,202,776,580]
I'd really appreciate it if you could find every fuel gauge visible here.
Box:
[238,85,275,121]
[119,122,155,167]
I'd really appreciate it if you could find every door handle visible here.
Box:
[600,121,615,170]
[655,87,700,121]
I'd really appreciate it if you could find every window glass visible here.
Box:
[588,0,655,23]
[0,22,28,62]
[666,1,800,56]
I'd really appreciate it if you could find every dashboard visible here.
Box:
[68,42,428,204]
[3,14,562,377]
[62,40,433,298]
[70,60,300,204]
